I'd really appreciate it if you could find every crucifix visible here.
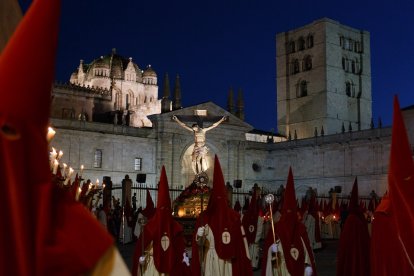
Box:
[172,110,228,179]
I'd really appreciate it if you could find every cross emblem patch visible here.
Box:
[222,231,231,244]
[290,247,299,260]
[248,225,255,233]
[161,235,170,251]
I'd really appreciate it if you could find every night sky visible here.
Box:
[21,0,414,132]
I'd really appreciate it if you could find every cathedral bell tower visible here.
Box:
[276,18,371,139]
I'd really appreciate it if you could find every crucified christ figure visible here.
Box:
[172,115,227,175]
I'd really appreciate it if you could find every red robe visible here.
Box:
[0,0,114,274]
[191,156,252,276]
[132,209,189,276]
[132,166,190,276]
[370,195,410,275]
[261,216,317,276]
[336,179,370,276]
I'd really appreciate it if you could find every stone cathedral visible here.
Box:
[50,18,414,198]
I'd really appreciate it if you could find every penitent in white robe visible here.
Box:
[304,214,321,250]
[248,217,264,268]
[197,225,233,276]
[264,238,312,276]
[135,242,164,276]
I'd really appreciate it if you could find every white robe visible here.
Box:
[197,225,233,276]
[304,214,321,250]
[248,216,264,268]
[136,243,165,276]
[264,238,312,276]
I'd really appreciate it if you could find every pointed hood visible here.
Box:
[348,177,364,219]
[0,0,59,127]
[242,188,260,244]
[133,166,185,275]
[242,196,250,211]
[157,166,171,210]
[337,177,370,275]
[0,1,115,275]
[194,155,241,260]
[264,167,317,276]
[141,189,156,218]
[388,96,414,266]
[282,167,297,216]
[207,155,229,211]
[0,0,61,274]
[234,200,242,212]
[375,192,390,214]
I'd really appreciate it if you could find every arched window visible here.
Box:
[115,91,122,110]
[345,81,355,97]
[293,59,300,74]
[125,94,129,110]
[298,80,307,97]
[344,39,349,50]
[355,59,361,74]
[307,35,314,48]
[298,37,305,51]
[342,57,346,70]
[346,81,351,96]
[303,56,312,71]
[340,35,344,48]
[289,41,295,53]
[348,39,353,51]
[351,60,355,73]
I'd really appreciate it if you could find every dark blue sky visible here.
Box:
[29,0,414,131]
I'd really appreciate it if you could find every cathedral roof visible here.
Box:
[143,65,157,77]
[73,49,148,81]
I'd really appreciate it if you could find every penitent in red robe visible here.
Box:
[336,178,370,276]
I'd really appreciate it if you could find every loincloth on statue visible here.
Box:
[192,145,209,160]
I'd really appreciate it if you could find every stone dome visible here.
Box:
[82,50,142,80]
[143,65,157,77]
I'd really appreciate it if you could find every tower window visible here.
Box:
[298,80,307,97]
[351,60,356,73]
[287,41,295,53]
[126,94,129,110]
[346,82,351,96]
[298,37,305,51]
[355,58,361,74]
[293,59,300,74]
[303,56,312,71]
[306,35,314,48]
[344,39,349,50]
[94,149,102,168]
[348,39,354,51]
[346,81,356,97]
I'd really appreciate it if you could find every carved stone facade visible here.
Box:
[49,19,412,199]
[50,101,414,199]
[52,49,160,127]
